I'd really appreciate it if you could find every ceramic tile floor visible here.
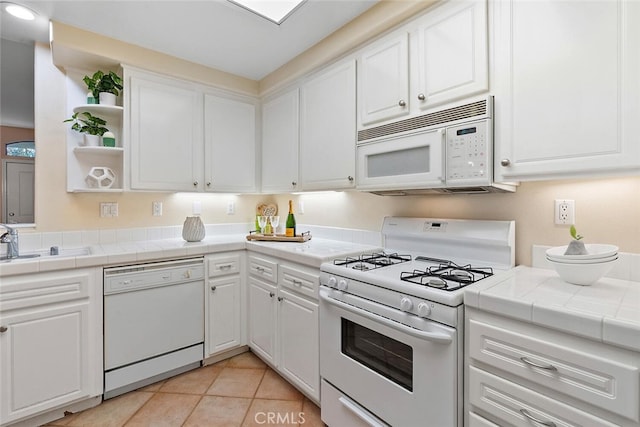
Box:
[44,351,324,427]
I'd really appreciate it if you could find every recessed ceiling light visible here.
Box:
[229,0,306,25]
[3,2,36,20]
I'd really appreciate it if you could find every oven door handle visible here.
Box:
[338,395,389,427]
[320,292,453,344]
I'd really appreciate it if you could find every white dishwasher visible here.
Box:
[103,257,205,399]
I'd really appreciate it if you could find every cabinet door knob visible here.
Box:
[291,181,297,186]
[269,292,275,298]
[277,296,284,302]
[500,159,511,167]
[193,181,199,187]
[206,182,211,187]
[347,176,354,182]
[417,93,426,101]
[0,326,7,333]
[211,286,216,292]
[398,100,406,107]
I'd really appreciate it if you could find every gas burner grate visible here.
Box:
[334,252,411,270]
[400,263,493,291]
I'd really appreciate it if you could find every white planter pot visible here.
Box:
[99,92,117,106]
[83,134,101,146]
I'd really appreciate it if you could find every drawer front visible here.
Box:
[279,264,319,300]
[248,255,277,283]
[0,270,91,311]
[468,412,499,427]
[320,379,388,427]
[207,253,241,277]
[469,366,621,427]
[468,319,640,421]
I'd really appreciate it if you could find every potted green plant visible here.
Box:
[83,70,123,105]
[64,112,109,146]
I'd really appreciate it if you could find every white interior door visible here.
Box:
[3,159,34,223]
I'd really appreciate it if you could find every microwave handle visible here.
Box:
[438,128,446,183]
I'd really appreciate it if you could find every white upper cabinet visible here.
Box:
[204,93,257,193]
[128,69,203,191]
[358,33,410,126]
[300,59,356,191]
[261,88,300,193]
[413,0,488,110]
[126,67,258,192]
[493,0,640,181]
[357,0,488,129]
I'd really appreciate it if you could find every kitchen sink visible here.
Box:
[0,247,91,262]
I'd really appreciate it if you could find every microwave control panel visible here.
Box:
[445,120,491,185]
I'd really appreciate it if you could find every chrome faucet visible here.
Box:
[0,224,19,259]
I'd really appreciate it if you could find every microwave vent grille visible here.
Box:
[358,99,488,142]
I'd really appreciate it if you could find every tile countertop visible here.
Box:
[464,265,640,353]
[0,234,380,277]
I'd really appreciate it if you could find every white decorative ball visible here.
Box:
[86,167,116,188]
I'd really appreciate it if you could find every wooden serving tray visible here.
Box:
[246,232,311,242]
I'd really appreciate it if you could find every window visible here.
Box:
[5,140,35,158]
[228,0,305,24]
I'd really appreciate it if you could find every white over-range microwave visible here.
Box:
[356,96,516,194]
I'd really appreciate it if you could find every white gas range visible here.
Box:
[318,217,515,427]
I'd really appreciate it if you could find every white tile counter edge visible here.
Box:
[0,223,382,276]
[464,246,640,353]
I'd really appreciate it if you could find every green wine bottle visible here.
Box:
[285,200,296,237]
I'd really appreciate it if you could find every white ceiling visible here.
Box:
[1,0,379,80]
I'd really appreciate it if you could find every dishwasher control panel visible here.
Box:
[104,258,204,295]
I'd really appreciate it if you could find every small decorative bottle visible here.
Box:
[182,216,205,242]
[102,131,116,147]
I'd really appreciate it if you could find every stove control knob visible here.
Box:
[327,276,337,288]
[400,297,413,312]
[337,279,348,291]
[417,302,432,317]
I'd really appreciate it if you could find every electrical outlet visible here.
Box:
[226,201,235,215]
[298,200,305,215]
[100,202,118,217]
[100,203,111,218]
[152,201,163,216]
[554,199,575,225]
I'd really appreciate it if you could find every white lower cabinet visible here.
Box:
[466,307,640,427]
[0,268,102,426]
[206,252,245,357]
[247,254,320,402]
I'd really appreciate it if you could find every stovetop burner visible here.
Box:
[400,263,494,291]
[334,252,411,271]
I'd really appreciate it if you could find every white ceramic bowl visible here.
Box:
[546,253,618,264]
[548,257,617,285]
[546,244,618,260]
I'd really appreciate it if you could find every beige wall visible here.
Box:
[271,176,640,266]
[30,3,640,268]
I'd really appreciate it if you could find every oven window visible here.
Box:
[341,318,413,391]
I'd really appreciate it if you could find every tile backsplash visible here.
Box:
[4,223,381,256]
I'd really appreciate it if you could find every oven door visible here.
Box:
[356,128,445,191]
[319,288,459,427]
